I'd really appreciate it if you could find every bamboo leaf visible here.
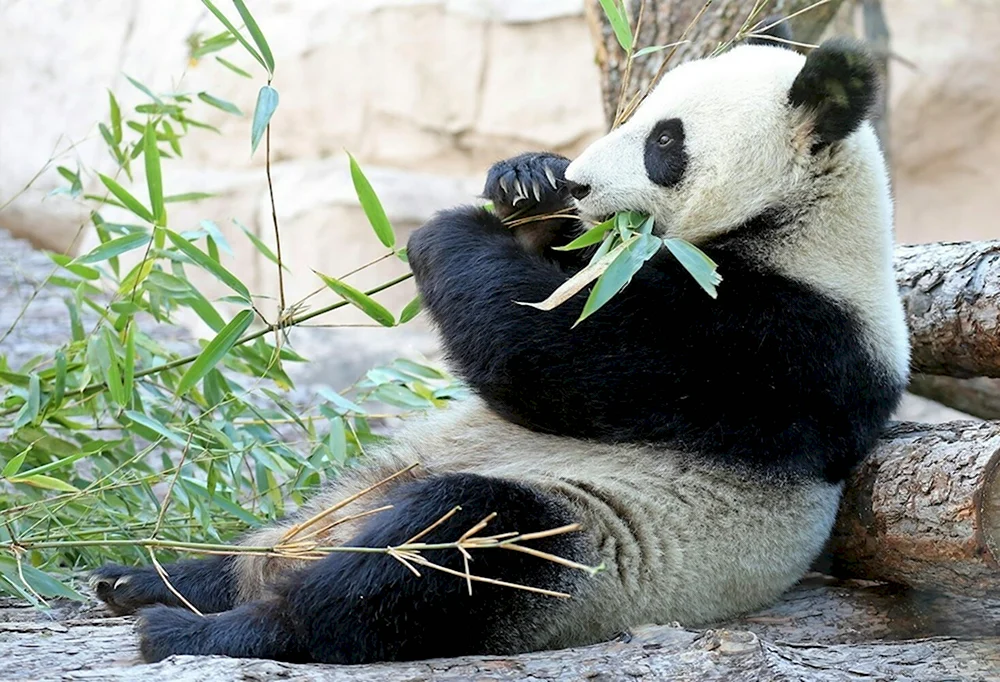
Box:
[98,173,154,223]
[200,0,267,72]
[215,56,252,78]
[597,0,633,53]
[166,229,251,301]
[124,73,163,104]
[576,233,662,326]
[8,474,80,493]
[143,121,166,226]
[664,237,722,298]
[124,410,187,446]
[13,374,41,431]
[108,90,123,143]
[250,85,279,156]
[73,232,151,265]
[553,218,616,251]
[232,0,274,75]
[516,235,633,312]
[235,218,287,271]
[176,309,255,395]
[346,152,395,249]
[198,91,243,116]
[398,295,421,324]
[315,271,395,327]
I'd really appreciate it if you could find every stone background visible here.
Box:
[1,0,998,391]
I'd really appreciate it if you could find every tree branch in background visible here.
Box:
[861,0,891,165]
[908,374,1000,421]
[829,421,1000,598]
[895,241,1000,379]
[584,0,848,128]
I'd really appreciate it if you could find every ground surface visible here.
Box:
[2,576,999,681]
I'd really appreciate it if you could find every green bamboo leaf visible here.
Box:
[553,217,616,251]
[124,410,187,446]
[98,173,154,223]
[8,474,80,493]
[235,218,287,271]
[663,237,722,299]
[51,351,67,411]
[13,374,41,431]
[597,0,633,53]
[198,91,243,116]
[166,229,251,301]
[575,233,661,326]
[160,120,183,156]
[48,252,99,280]
[0,556,85,601]
[317,387,367,416]
[103,328,126,408]
[346,152,395,249]
[398,295,421,324]
[165,192,215,203]
[250,85,279,156]
[123,325,136,407]
[215,55,252,78]
[108,90,123,143]
[143,121,166,226]
[74,231,151,265]
[232,0,274,75]
[176,309,255,395]
[200,0,268,72]
[633,41,687,58]
[2,448,28,478]
[315,271,395,327]
[124,73,163,104]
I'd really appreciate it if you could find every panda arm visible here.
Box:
[407,204,697,442]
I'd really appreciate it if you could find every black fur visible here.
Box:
[644,118,688,188]
[135,473,591,664]
[407,200,904,484]
[745,14,794,49]
[90,555,236,615]
[789,38,879,152]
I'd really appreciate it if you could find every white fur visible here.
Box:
[236,397,840,646]
[565,44,910,382]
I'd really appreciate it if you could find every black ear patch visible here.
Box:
[745,15,794,48]
[789,37,879,152]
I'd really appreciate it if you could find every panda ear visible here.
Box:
[745,15,794,48]
[788,37,879,151]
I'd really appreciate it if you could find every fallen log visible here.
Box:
[908,374,1000,421]
[2,583,998,682]
[829,421,1000,597]
[896,241,1000,378]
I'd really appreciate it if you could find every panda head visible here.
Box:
[564,36,883,244]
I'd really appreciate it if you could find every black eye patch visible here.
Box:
[644,118,688,188]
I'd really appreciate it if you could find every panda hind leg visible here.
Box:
[89,554,237,616]
[135,473,596,664]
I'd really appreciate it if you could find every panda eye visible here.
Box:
[657,134,673,147]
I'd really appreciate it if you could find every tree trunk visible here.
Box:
[829,421,1000,598]
[2,587,998,682]
[896,241,1000,379]
[908,374,1000,421]
[584,0,848,127]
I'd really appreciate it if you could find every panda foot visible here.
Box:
[90,563,168,616]
[483,152,571,219]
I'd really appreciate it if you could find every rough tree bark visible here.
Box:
[583,0,848,127]
[2,580,998,682]
[829,421,1000,598]
[895,241,1000,379]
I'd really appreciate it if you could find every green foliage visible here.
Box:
[0,1,454,605]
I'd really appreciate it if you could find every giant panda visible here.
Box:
[89,29,910,665]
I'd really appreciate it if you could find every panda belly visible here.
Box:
[234,396,842,651]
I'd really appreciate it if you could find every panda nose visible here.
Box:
[564,179,591,200]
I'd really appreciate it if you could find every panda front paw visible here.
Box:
[483,152,571,220]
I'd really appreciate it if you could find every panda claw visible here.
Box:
[544,165,559,190]
[531,181,542,203]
